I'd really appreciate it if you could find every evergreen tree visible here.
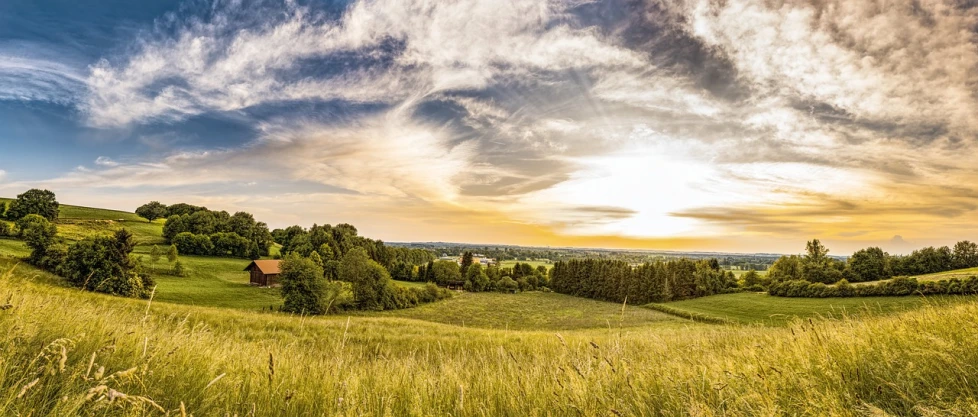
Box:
[460,251,474,275]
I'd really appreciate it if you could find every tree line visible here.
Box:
[410,255,549,293]
[769,276,978,298]
[767,239,978,285]
[549,258,738,304]
[153,202,274,259]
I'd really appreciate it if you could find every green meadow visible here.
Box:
[2,203,978,415]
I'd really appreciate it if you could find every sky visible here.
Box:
[0,0,977,255]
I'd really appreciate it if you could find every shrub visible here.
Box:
[0,221,9,237]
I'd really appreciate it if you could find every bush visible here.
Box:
[0,221,9,237]
[60,229,152,298]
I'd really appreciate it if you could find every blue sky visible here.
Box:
[1,0,977,253]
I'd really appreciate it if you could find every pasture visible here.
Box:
[498,259,552,270]
[3,260,978,415]
[651,292,978,325]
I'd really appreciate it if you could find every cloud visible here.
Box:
[675,0,978,138]
[82,0,650,128]
[0,54,87,104]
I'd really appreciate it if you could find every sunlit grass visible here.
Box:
[2,259,978,415]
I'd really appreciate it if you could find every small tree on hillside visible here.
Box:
[167,244,179,263]
[136,201,169,223]
[17,214,58,266]
[464,263,489,292]
[150,245,162,263]
[6,189,59,221]
[172,260,187,277]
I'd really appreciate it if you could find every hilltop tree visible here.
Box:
[135,201,168,222]
[6,189,59,221]
[460,251,474,275]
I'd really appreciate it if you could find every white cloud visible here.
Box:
[679,0,978,137]
[83,0,650,128]
[0,54,86,104]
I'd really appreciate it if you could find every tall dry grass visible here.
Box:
[1,261,977,416]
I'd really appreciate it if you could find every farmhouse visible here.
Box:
[244,260,281,287]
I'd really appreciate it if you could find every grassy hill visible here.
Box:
[649,292,975,326]
[3,259,978,415]
[4,201,978,414]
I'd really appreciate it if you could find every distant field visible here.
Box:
[499,259,552,270]
[851,266,978,287]
[727,269,768,277]
[373,290,678,330]
[651,292,978,325]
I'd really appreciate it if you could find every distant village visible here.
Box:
[439,253,496,266]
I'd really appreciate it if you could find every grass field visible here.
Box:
[727,269,768,277]
[371,290,678,330]
[3,260,978,415]
[650,292,978,325]
[499,259,552,270]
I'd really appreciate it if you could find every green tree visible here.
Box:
[767,255,803,283]
[6,189,59,221]
[848,247,889,282]
[150,245,162,263]
[17,214,58,265]
[339,247,393,310]
[742,269,763,287]
[61,229,153,298]
[431,260,462,285]
[280,253,329,315]
[135,201,168,222]
[460,251,474,275]
[952,240,978,269]
[464,263,490,292]
[167,244,179,263]
[309,250,324,269]
[172,260,187,277]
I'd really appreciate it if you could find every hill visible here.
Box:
[2,259,978,415]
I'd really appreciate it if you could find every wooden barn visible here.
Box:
[244,260,282,287]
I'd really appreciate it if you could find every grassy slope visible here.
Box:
[652,292,977,325]
[371,290,677,330]
[3,260,978,415]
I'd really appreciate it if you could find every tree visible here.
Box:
[431,260,462,285]
[309,250,324,269]
[61,229,153,298]
[6,189,59,221]
[742,269,763,288]
[848,247,888,282]
[766,255,804,283]
[280,253,329,315]
[460,251,474,275]
[150,245,162,263]
[135,201,168,222]
[464,263,490,292]
[17,214,58,265]
[167,244,179,263]
[953,240,978,269]
[172,261,187,277]
[338,247,392,310]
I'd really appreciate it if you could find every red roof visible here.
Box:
[244,260,281,274]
